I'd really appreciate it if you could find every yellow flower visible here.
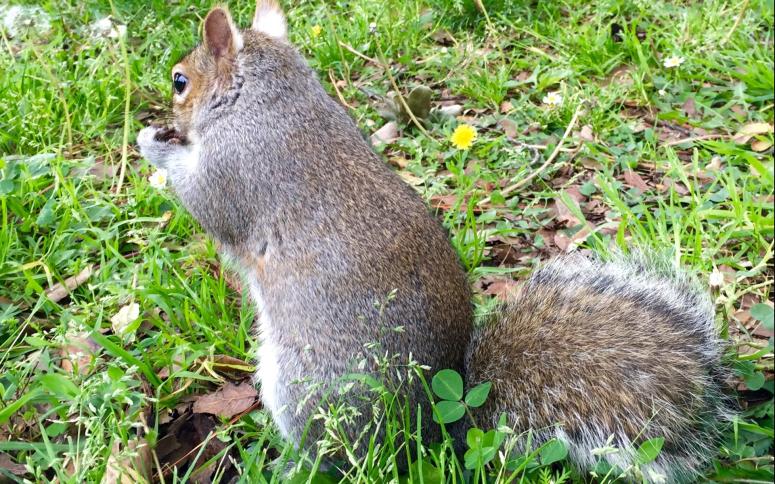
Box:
[310,24,322,38]
[450,124,477,150]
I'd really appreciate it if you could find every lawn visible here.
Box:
[0,0,773,482]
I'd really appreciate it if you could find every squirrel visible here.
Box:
[137,1,732,481]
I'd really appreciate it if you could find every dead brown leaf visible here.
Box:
[580,158,603,170]
[553,199,581,227]
[192,382,258,419]
[73,158,118,181]
[733,309,752,325]
[483,279,518,301]
[751,139,773,152]
[732,122,774,144]
[430,29,454,45]
[0,452,26,476]
[60,332,100,375]
[473,276,520,301]
[569,225,593,246]
[682,97,698,118]
[429,194,459,211]
[661,177,689,195]
[500,100,514,114]
[578,124,594,142]
[398,171,423,186]
[553,232,572,252]
[623,170,650,192]
[101,439,152,484]
[210,355,255,379]
[156,411,238,482]
[565,185,586,204]
[389,156,410,169]
[371,121,399,146]
[45,265,93,303]
[497,118,518,138]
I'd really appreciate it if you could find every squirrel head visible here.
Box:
[170,0,288,135]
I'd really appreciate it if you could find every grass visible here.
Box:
[0,0,773,482]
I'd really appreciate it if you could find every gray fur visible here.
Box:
[466,252,732,482]
[138,26,472,456]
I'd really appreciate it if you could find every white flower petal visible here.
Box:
[709,268,724,287]
[148,168,168,189]
[111,303,140,335]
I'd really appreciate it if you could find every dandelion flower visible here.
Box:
[310,24,322,38]
[663,55,685,68]
[450,124,477,150]
[542,92,563,107]
[148,168,168,189]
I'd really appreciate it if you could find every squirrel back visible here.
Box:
[138,1,732,479]
[466,252,732,481]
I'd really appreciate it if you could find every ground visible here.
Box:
[0,0,773,482]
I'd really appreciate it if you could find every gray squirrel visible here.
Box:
[137,1,731,480]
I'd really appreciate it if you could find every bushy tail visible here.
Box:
[465,251,734,482]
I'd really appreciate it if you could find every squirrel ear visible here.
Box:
[203,7,243,58]
[252,0,287,39]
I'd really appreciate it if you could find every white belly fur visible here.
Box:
[249,280,289,437]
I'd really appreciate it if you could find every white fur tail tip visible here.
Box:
[253,0,287,39]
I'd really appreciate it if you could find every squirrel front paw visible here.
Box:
[137,126,190,169]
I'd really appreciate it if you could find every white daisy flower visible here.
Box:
[148,168,168,189]
[542,92,563,107]
[663,55,685,68]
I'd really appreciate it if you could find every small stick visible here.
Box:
[340,40,436,141]
[478,103,584,206]
[111,0,133,195]
[328,69,354,110]
[338,41,380,65]
[44,265,94,303]
[662,134,731,147]
[722,0,750,45]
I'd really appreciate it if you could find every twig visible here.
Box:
[44,265,94,303]
[374,44,435,140]
[662,134,731,147]
[328,69,354,109]
[338,40,380,65]
[722,0,750,45]
[111,0,133,195]
[478,103,584,206]
[473,0,495,35]
[341,40,436,141]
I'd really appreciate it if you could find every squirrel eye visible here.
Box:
[173,73,188,95]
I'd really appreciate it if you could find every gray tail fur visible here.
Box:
[465,251,735,482]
